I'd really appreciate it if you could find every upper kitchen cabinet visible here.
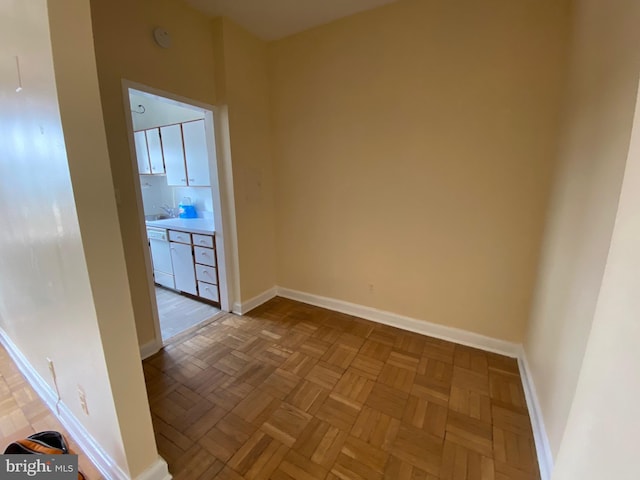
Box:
[161,124,187,186]
[134,130,151,174]
[181,120,210,187]
[146,128,165,174]
[134,128,165,175]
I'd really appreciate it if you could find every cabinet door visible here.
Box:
[134,130,151,174]
[182,120,210,186]
[146,128,165,174]
[160,124,187,186]
[170,241,197,295]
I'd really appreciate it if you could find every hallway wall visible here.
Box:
[0,0,161,476]
[524,0,640,459]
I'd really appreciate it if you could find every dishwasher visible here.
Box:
[147,227,175,289]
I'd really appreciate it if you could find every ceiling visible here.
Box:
[185,0,399,40]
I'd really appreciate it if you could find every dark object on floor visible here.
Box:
[4,430,86,479]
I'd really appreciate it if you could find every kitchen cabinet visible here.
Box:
[194,246,216,267]
[181,119,210,186]
[137,119,210,185]
[134,128,165,175]
[194,237,219,303]
[146,128,165,174]
[198,281,219,303]
[160,124,188,186]
[152,227,220,305]
[170,241,197,295]
[134,131,151,174]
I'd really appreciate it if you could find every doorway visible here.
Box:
[123,82,234,346]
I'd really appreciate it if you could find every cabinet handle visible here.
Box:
[189,178,194,182]
[201,252,207,255]
[181,178,186,182]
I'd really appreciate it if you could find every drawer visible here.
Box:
[198,281,219,302]
[194,246,216,267]
[154,271,175,289]
[195,264,217,285]
[168,230,191,244]
[193,234,214,248]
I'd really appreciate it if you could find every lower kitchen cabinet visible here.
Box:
[165,229,221,305]
[198,281,219,302]
[169,241,197,295]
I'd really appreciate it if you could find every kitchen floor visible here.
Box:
[155,286,221,342]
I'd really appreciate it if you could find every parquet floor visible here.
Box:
[144,297,540,480]
[0,346,102,479]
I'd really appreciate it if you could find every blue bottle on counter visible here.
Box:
[178,197,197,218]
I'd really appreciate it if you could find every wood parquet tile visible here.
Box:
[144,297,540,479]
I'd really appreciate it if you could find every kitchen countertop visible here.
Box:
[145,217,215,235]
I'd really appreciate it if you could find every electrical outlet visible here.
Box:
[47,357,62,405]
[78,386,89,415]
[47,357,56,381]
[369,283,374,293]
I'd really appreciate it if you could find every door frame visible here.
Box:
[121,79,240,352]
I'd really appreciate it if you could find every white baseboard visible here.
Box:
[232,286,278,315]
[135,457,171,480]
[0,328,171,480]
[276,287,520,357]
[140,338,162,360]
[517,346,554,480]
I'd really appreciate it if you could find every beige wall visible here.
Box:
[215,18,278,301]
[90,0,218,345]
[90,2,278,343]
[269,0,570,341]
[524,0,640,458]
[0,0,159,476]
[552,75,640,480]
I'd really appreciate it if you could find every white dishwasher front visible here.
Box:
[147,227,175,289]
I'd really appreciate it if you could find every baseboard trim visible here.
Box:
[276,287,520,357]
[232,286,278,315]
[140,338,162,360]
[0,328,171,480]
[135,457,171,480]
[517,347,554,480]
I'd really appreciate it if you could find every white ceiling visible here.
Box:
[185,0,399,40]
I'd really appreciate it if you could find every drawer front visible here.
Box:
[194,246,216,267]
[195,264,217,285]
[193,234,214,248]
[154,271,175,289]
[168,230,191,244]
[198,281,219,302]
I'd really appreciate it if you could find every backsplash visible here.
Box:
[139,175,213,219]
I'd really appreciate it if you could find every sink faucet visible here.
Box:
[161,204,177,218]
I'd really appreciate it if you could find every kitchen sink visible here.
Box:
[145,214,172,221]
